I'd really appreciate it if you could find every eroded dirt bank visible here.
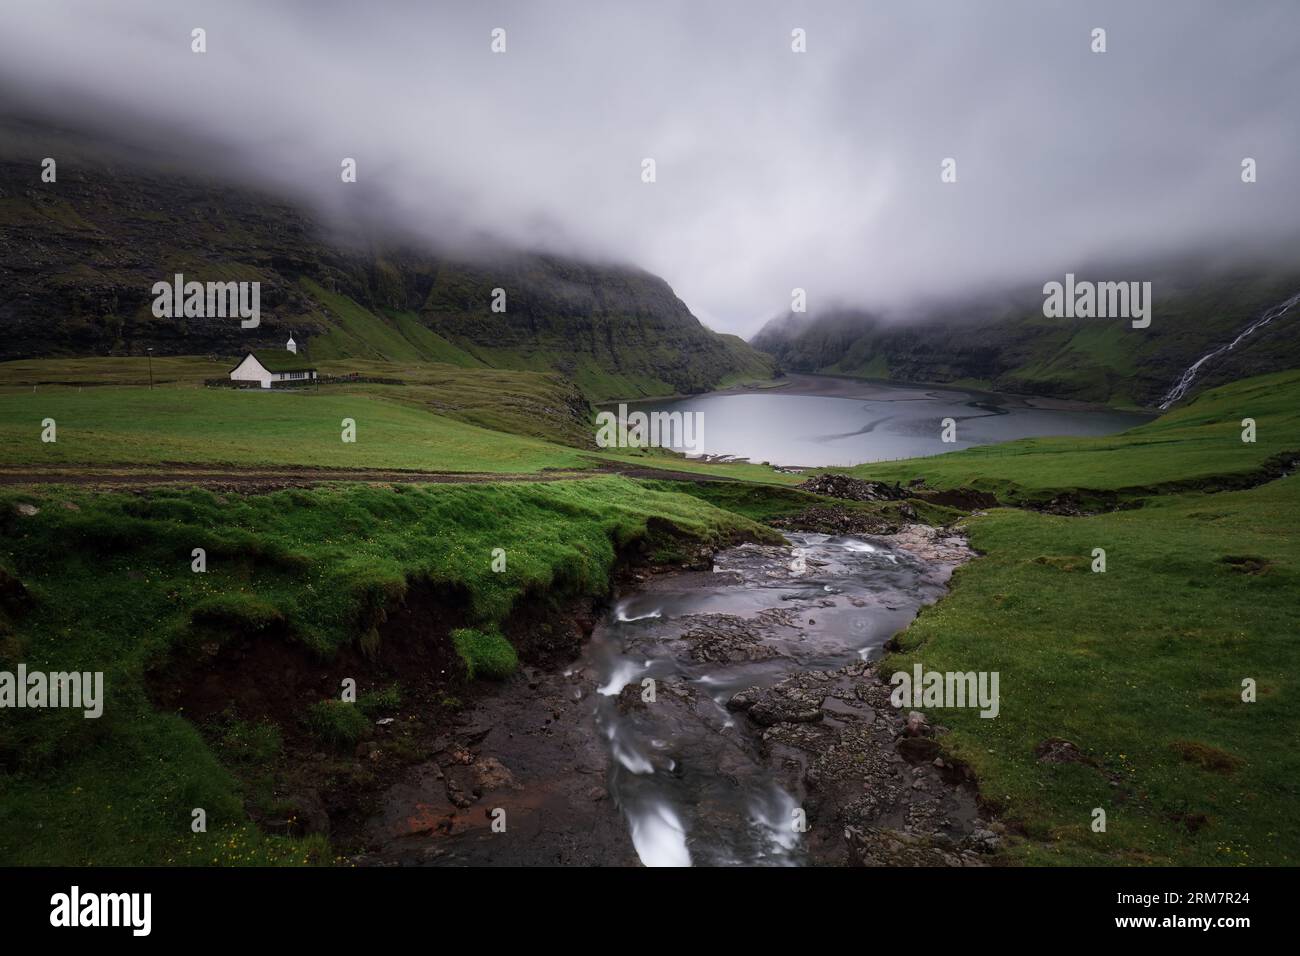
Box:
[147,521,744,856]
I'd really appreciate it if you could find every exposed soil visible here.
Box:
[144,520,740,854]
[770,505,908,536]
[795,474,908,501]
[353,658,638,866]
[914,487,1002,510]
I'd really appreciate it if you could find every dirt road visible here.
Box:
[0,461,744,492]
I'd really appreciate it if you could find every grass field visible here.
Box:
[0,356,231,388]
[0,386,589,473]
[2,355,1297,866]
[885,474,1300,864]
[0,355,606,451]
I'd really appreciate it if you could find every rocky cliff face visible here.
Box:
[365,248,772,399]
[0,131,771,401]
[752,265,1300,407]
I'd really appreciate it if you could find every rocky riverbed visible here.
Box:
[357,525,1000,866]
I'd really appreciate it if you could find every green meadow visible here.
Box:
[0,386,588,474]
[886,475,1300,864]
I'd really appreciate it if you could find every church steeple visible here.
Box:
[286,333,297,354]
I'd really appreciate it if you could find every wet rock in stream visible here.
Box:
[682,613,786,664]
[728,660,989,866]
[727,677,826,726]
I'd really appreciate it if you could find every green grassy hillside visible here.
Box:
[754,266,1300,407]
[296,279,482,368]
[0,122,774,404]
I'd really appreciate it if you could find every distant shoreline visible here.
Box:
[604,372,1157,416]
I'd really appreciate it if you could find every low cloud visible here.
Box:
[2,0,1297,334]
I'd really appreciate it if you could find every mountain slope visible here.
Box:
[0,124,772,402]
[752,266,1300,408]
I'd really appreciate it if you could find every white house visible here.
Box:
[228,351,318,388]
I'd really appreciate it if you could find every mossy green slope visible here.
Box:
[754,267,1300,407]
[297,278,482,368]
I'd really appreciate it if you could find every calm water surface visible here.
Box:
[629,375,1152,467]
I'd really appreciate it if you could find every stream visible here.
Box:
[1158,290,1300,409]
[592,533,949,865]
[364,529,987,867]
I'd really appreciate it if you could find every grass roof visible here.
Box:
[246,351,315,373]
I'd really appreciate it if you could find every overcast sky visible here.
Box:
[2,0,1298,335]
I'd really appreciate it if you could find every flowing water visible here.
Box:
[1158,291,1300,409]
[366,530,972,867]
[581,531,960,866]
